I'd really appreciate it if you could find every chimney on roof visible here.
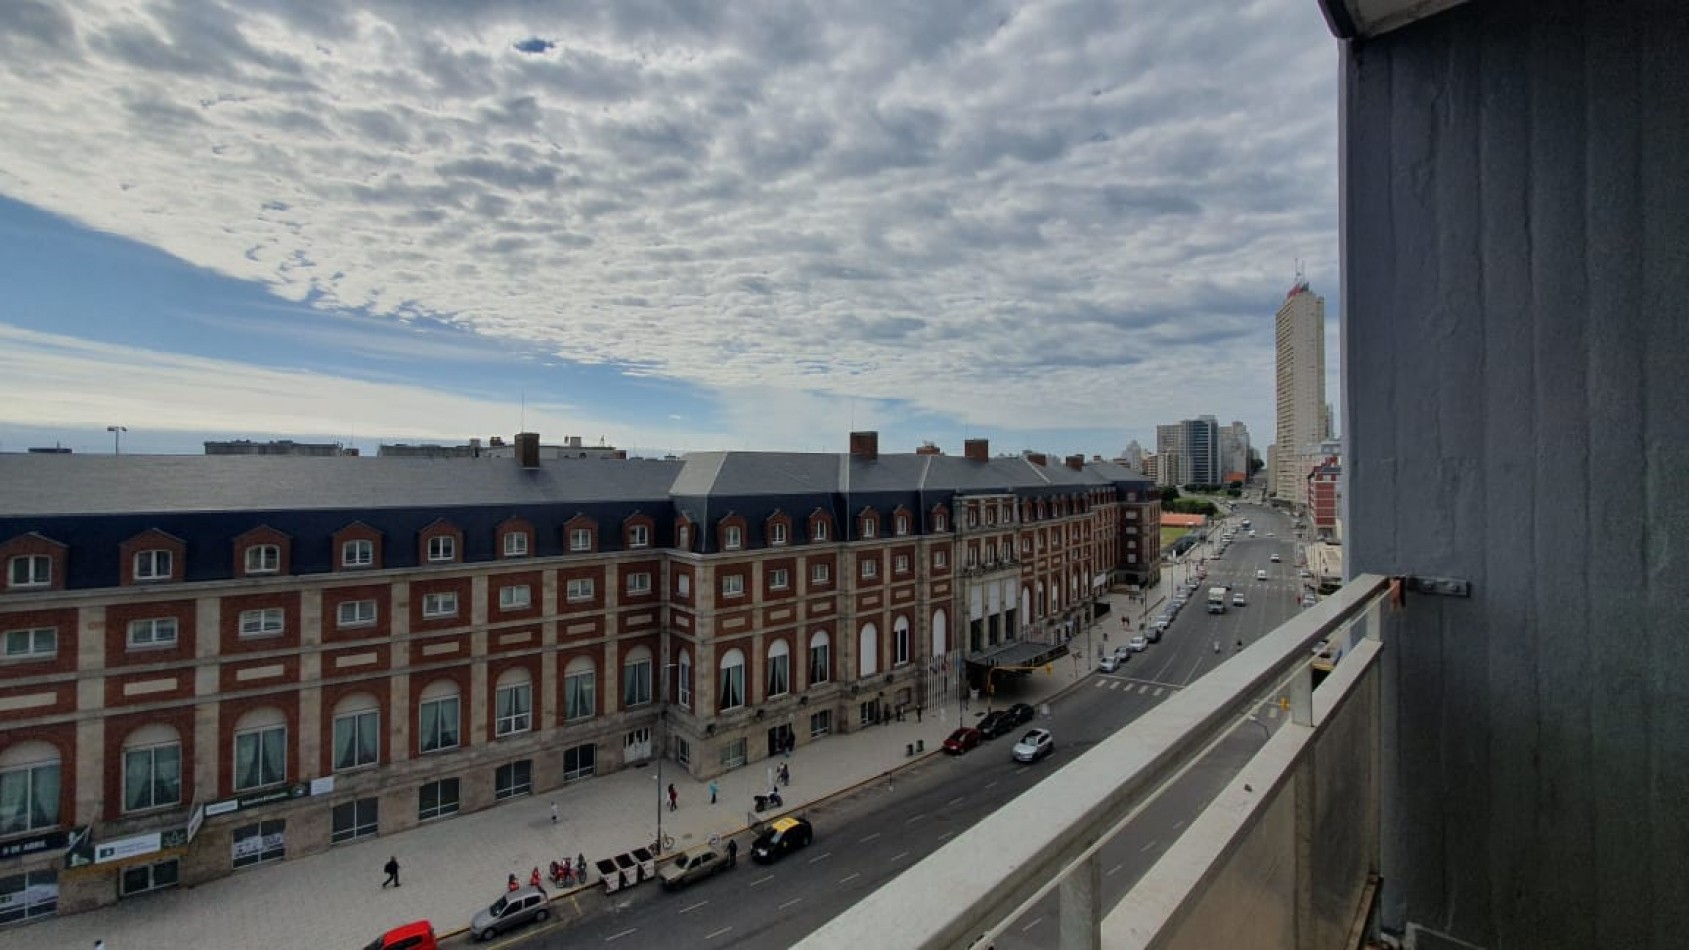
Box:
[914,442,942,456]
[1065,454,1085,471]
[516,432,541,469]
[1026,452,1048,467]
[964,438,990,462]
[849,430,879,462]
[470,437,482,458]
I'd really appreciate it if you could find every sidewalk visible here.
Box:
[26,653,1096,949]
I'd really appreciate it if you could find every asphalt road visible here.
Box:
[456,503,1306,950]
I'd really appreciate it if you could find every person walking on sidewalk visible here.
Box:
[668,783,678,811]
[727,837,739,867]
[382,855,401,888]
[550,801,558,824]
[778,762,790,786]
[708,779,719,804]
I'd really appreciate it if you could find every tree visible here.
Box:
[1159,486,1181,504]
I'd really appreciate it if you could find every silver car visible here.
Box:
[471,885,550,941]
[1012,728,1054,763]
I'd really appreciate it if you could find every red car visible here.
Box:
[364,921,438,950]
[942,727,982,754]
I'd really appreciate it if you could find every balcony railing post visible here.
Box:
[1058,852,1102,950]
[1290,665,1314,726]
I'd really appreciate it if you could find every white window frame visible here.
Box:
[811,563,830,585]
[498,584,532,611]
[718,649,746,711]
[860,558,877,579]
[862,518,877,539]
[8,555,51,588]
[677,650,693,709]
[341,539,373,568]
[812,520,828,542]
[895,623,912,665]
[569,528,593,552]
[769,568,790,591]
[676,574,691,597]
[766,642,790,697]
[770,522,788,545]
[239,608,285,639]
[564,662,596,721]
[894,555,909,575]
[426,535,455,563]
[0,755,61,834]
[418,694,461,754]
[133,549,173,581]
[503,531,530,558]
[337,599,376,628]
[3,627,57,660]
[418,777,460,820]
[724,525,742,550]
[495,681,533,737]
[809,632,831,685]
[122,739,182,813]
[935,513,948,532]
[243,545,279,575]
[128,617,178,649]
[566,578,595,602]
[935,549,948,568]
[623,655,653,707]
[627,524,650,548]
[232,724,287,792]
[421,591,458,618]
[721,574,744,598]
[626,572,652,595]
[332,708,380,771]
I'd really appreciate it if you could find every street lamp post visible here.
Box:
[106,425,127,454]
[655,661,681,855]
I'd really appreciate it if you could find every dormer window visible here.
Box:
[770,523,788,545]
[342,540,374,568]
[678,524,691,549]
[861,518,877,540]
[244,545,280,575]
[570,528,593,553]
[627,524,650,549]
[724,526,743,550]
[967,509,979,528]
[133,550,173,581]
[934,512,948,532]
[503,532,529,558]
[813,520,829,542]
[427,536,455,563]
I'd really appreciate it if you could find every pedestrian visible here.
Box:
[507,873,519,892]
[382,855,401,888]
[778,762,790,786]
[550,801,558,824]
[1236,638,1244,652]
[576,853,587,882]
[529,866,541,888]
[727,837,739,867]
[916,705,923,723]
[668,783,678,811]
[708,779,719,804]
[94,942,105,950]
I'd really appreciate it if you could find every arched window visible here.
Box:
[418,680,461,754]
[232,707,287,792]
[766,639,791,697]
[623,646,653,708]
[0,740,60,834]
[564,657,596,721]
[931,609,948,658]
[495,668,533,737]
[893,616,911,666]
[808,632,831,685]
[677,648,693,708]
[858,623,879,677]
[122,724,182,813]
[332,693,380,771]
[719,648,746,710]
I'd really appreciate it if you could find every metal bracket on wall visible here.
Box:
[1405,575,1471,597]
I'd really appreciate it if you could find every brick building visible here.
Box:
[0,432,1156,922]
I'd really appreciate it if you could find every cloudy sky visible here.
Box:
[0,0,1340,460]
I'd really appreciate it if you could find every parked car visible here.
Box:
[1012,728,1054,763]
[943,727,983,754]
[1005,703,1036,726]
[1232,592,1246,607]
[1270,553,1282,563]
[470,886,549,941]
[977,710,1015,738]
[1099,653,1122,673]
[1256,569,1269,580]
[1127,635,1148,653]
[659,842,731,891]
[751,816,814,864]
[365,921,438,950]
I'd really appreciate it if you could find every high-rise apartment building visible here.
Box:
[1119,440,1144,473]
[1217,422,1251,483]
[1272,276,1327,505]
[1155,418,1221,486]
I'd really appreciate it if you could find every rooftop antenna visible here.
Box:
[520,392,526,432]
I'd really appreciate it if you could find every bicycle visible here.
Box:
[652,833,675,854]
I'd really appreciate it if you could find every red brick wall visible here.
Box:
[216,691,300,797]
[218,590,301,656]
[101,706,195,821]
[104,599,196,669]
[0,606,78,679]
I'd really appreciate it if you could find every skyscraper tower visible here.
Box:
[1273,269,1327,506]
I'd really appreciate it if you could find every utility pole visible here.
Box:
[106,425,127,454]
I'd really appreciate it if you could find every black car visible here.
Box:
[1005,703,1036,726]
[976,710,1014,738]
[750,816,814,864]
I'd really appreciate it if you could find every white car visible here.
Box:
[1099,654,1122,673]
[1232,593,1246,607]
[1270,554,1282,563]
[1127,635,1148,652]
[1256,569,1269,580]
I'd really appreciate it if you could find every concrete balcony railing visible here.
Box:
[798,574,1393,950]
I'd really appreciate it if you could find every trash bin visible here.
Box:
[632,846,655,881]
[906,742,914,757]
[596,858,621,893]
[614,852,637,889]
[917,739,925,752]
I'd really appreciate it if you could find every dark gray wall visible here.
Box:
[1338,1,1689,947]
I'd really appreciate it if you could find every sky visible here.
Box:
[0,0,1341,460]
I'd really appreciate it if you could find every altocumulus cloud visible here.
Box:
[0,0,1339,435]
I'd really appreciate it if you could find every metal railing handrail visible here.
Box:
[794,573,1393,950]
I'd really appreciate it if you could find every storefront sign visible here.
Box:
[205,782,310,819]
[0,829,69,860]
[63,827,94,868]
[95,832,161,865]
[186,803,206,844]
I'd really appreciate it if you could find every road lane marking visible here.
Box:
[606,928,639,942]
[779,897,804,910]
[905,813,926,824]
[938,830,956,841]
[947,796,965,806]
[705,927,733,940]
[808,851,832,864]
[859,832,881,844]
[1152,687,1164,696]
[750,874,775,887]
[840,872,860,884]
[679,900,709,914]
[891,851,909,862]
[985,781,998,789]
[1106,863,1125,877]
[1021,916,1046,932]
[1173,819,1186,831]
[1140,840,1159,853]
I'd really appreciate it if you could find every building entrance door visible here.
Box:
[766,723,793,757]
